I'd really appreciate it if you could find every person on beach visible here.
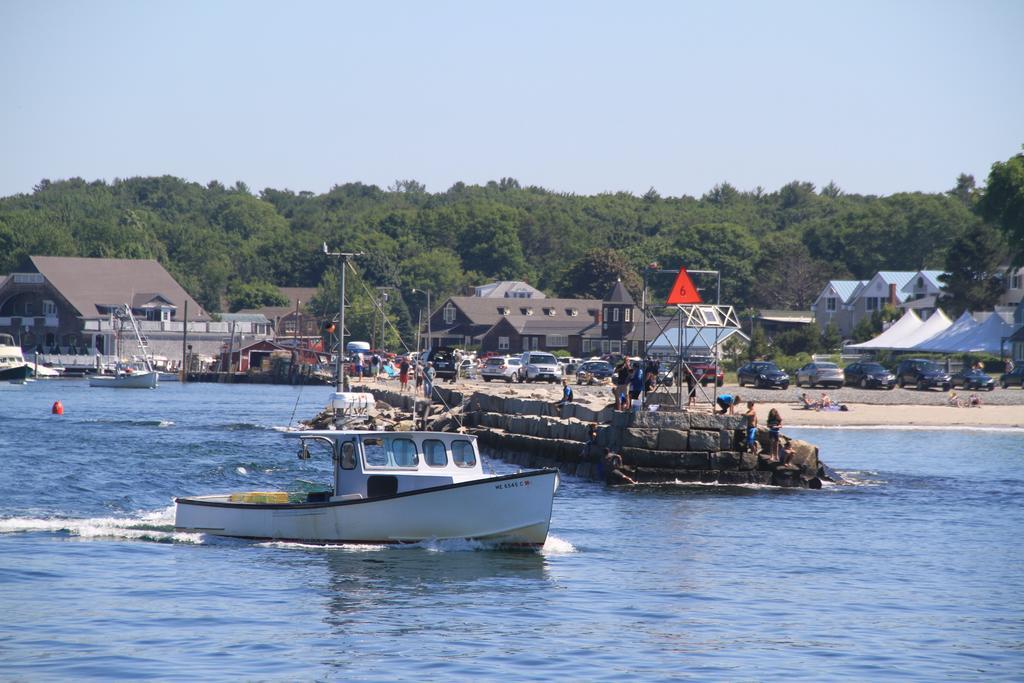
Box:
[799,392,820,411]
[969,393,982,407]
[767,408,782,460]
[744,401,758,453]
[820,392,832,410]
[947,390,964,408]
[716,393,739,414]
[614,357,632,411]
[399,357,410,392]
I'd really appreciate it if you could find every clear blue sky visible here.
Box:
[2,0,1022,199]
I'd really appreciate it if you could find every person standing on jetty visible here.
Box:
[767,408,782,460]
[744,401,758,453]
[399,356,410,392]
[614,357,632,411]
[716,393,740,414]
[424,362,436,401]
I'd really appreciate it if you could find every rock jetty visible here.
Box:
[308,387,832,489]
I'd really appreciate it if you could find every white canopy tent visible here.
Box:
[912,311,980,353]
[893,309,952,350]
[933,312,1016,354]
[846,310,923,350]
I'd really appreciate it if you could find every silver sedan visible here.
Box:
[795,362,845,389]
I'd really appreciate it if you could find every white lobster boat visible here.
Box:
[174,430,559,548]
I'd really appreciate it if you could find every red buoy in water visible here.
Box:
[51,400,63,415]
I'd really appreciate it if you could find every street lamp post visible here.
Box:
[412,288,432,353]
[323,243,363,392]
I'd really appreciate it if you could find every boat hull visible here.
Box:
[0,364,33,382]
[89,371,159,388]
[175,469,558,547]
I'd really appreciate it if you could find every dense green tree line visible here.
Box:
[0,153,1019,346]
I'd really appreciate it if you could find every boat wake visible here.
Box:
[258,534,577,554]
[0,506,205,544]
[79,418,175,428]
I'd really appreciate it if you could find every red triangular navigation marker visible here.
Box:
[665,266,703,305]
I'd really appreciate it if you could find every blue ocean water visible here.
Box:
[1,380,1022,681]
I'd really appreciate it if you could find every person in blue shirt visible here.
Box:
[553,377,574,415]
[715,393,740,414]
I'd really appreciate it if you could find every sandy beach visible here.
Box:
[428,375,1024,430]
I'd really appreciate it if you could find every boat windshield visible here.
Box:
[362,436,419,469]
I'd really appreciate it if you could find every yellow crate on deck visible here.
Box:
[229,491,289,504]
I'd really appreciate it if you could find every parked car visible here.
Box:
[518,351,563,383]
[683,356,724,387]
[426,347,458,382]
[843,361,896,389]
[949,368,994,391]
[895,358,951,391]
[1000,365,1024,389]
[576,360,615,385]
[737,361,790,389]
[795,361,845,389]
[481,356,521,383]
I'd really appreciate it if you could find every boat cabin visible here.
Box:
[291,430,487,502]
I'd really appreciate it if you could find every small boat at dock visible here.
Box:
[0,334,33,383]
[174,430,559,548]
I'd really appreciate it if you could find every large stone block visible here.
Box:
[597,406,615,423]
[656,428,689,451]
[711,451,741,470]
[621,447,680,468]
[739,451,759,471]
[686,411,723,430]
[630,410,689,430]
[719,414,746,431]
[688,429,720,452]
[678,451,711,469]
[719,429,734,451]
[623,428,658,449]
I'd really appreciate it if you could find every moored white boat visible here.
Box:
[0,334,33,383]
[175,430,559,548]
[89,370,159,388]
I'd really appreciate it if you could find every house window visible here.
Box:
[498,336,509,350]
[521,307,533,316]
[568,308,578,317]
[43,300,56,316]
[24,302,32,315]
[865,297,879,312]
[612,308,619,322]
[443,303,456,325]
[604,307,609,322]
[917,276,924,288]
[1012,273,1023,290]
[826,297,837,312]
[498,307,510,315]
[531,336,539,350]
[522,337,530,351]
[546,334,568,347]
[161,308,172,322]
[610,340,621,354]
[544,308,555,316]
[624,308,631,323]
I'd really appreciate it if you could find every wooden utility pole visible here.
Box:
[180,301,188,382]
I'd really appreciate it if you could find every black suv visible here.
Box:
[895,358,951,391]
[426,347,458,382]
[737,361,790,389]
[1001,365,1024,389]
[844,361,896,390]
